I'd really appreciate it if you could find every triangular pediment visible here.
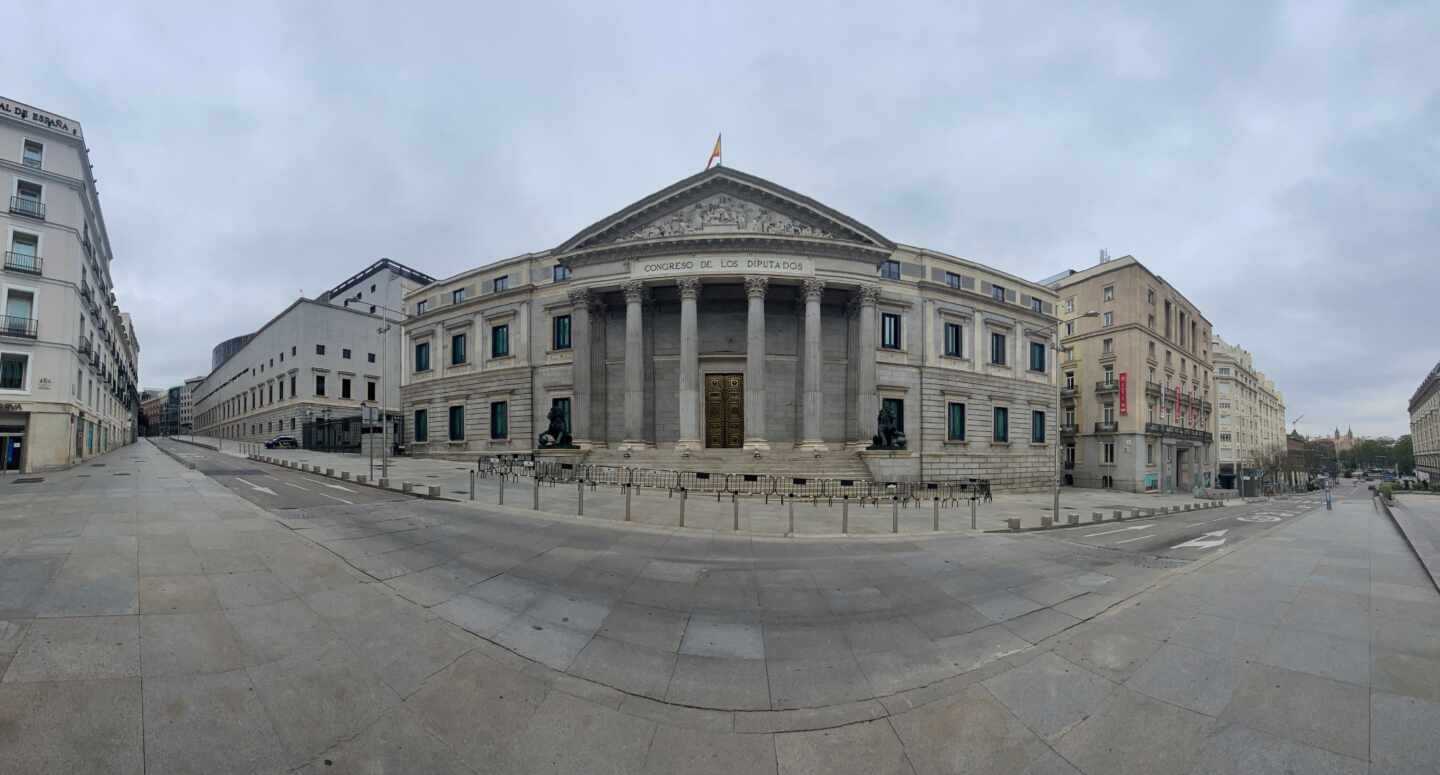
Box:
[556,167,893,254]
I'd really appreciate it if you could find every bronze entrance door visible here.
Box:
[704,373,744,448]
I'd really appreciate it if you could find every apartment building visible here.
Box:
[1410,362,1440,481]
[400,166,1061,489]
[1047,255,1215,493]
[0,97,139,472]
[1211,335,1287,489]
[192,259,434,448]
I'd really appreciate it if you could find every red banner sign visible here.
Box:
[1118,373,1127,415]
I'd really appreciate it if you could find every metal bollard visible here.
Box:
[499,477,505,506]
[1093,511,1104,523]
[843,497,850,534]
[1040,516,1054,529]
[680,489,687,528]
[1006,517,1021,531]
[470,470,475,501]
[1113,509,1122,521]
[892,497,899,534]
[933,498,940,531]
[970,497,977,530]
[1068,513,1080,526]
[624,485,632,521]
[788,498,795,534]
[532,478,540,511]
[732,493,739,531]
[577,481,584,516]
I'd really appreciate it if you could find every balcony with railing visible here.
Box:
[3,251,42,275]
[1059,386,1077,400]
[1094,421,1119,433]
[1060,423,1079,436]
[1145,381,1162,396]
[1,315,38,339]
[9,196,45,220]
[78,338,93,356]
[1095,380,1119,394]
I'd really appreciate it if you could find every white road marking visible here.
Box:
[279,481,310,491]
[1113,535,1151,545]
[317,493,353,505]
[233,477,278,497]
[322,483,354,492]
[1171,530,1229,550]
[1085,525,1155,538]
[1238,515,1281,523]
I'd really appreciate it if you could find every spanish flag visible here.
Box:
[705,133,721,170]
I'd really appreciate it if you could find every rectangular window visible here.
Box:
[451,333,467,365]
[8,231,39,272]
[1147,288,1155,305]
[1103,365,1115,384]
[367,352,376,363]
[990,332,1006,365]
[414,409,428,442]
[1103,403,1115,423]
[290,375,296,396]
[1065,321,1073,336]
[991,284,1006,302]
[1104,442,1115,463]
[947,402,965,441]
[316,344,326,355]
[1065,298,1074,313]
[553,315,572,350]
[489,401,508,438]
[881,313,901,349]
[1031,297,1043,313]
[944,272,961,289]
[452,288,466,304]
[493,275,509,292]
[1146,443,1155,464]
[1065,371,1075,390]
[881,398,904,432]
[1148,314,1156,329]
[1103,285,1115,301]
[279,352,284,363]
[367,381,376,401]
[22,140,43,168]
[552,264,571,282]
[278,381,284,401]
[551,397,571,433]
[879,260,901,280]
[449,405,465,440]
[1064,407,1075,426]
[1029,341,1046,372]
[1102,311,1113,327]
[0,353,27,389]
[943,322,962,357]
[268,384,274,403]
[315,375,326,396]
[342,348,351,359]
[993,407,1009,442]
[491,324,510,357]
[1032,410,1045,443]
[13,180,42,217]
[415,342,430,372]
[292,346,296,356]
[416,300,429,315]
[1102,338,1113,354]
[341,378,351,399]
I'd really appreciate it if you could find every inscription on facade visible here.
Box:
[631,256,814,279]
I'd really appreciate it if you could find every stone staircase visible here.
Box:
[576,447,873,482]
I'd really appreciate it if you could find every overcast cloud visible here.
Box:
[3,0,1434,438]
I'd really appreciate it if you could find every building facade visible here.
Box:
[180,376,202,434]
[400,167,1062,489]
[1410,363,1440,481]
[1211,336,1287,489]
[1048,256,1215,493]
[1,97,139,472]
[192,260,434,448]
[139,389,163,437]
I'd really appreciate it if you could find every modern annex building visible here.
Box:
[1047,255,1216,493]
[399,167,1063,490]
[1,97,140,472]
[1410,362,1439,482]
[192,259,434,449]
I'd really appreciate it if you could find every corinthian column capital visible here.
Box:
[856,284,880,307]
[801,278,826,302]
[744,276,769,299]
[676,277,702,301]
[621,281,649,305]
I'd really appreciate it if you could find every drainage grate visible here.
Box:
[76,474,90,478]
[11,477,43,484]
[91,463,106,467]
[113,472,131,476]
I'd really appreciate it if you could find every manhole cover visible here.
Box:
[11,477,43,484]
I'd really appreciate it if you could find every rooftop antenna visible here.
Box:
[1098,249,1111,264]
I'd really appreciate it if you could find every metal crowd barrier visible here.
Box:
[480,456,991,504]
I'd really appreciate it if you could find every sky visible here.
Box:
[2,0,1435,438]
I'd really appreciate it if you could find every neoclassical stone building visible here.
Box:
[400,168,1060,489]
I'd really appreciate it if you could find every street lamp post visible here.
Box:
[1048,310,1100,522]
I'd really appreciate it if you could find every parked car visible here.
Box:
[264,435,299,449]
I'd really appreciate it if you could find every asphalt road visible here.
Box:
[1047,480,1361,560]
[154,439,409,510]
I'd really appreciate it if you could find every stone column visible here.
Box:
[676,278,702,451]
[856,285,880,445]
[621,281,649,449]
[799,278,827,450]
[974,315,986,369]
[743,277,770,451]
[1013,321,1025,378]
[567,288,592,446]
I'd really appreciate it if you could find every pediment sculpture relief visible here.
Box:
[617,194,836,242]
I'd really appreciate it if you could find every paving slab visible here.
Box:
[667,654,771,710]
[1124,642,1245,715]
[2,615,139,683]
[1218,662,1370,760]
[640,724,777,775]
[891,682,1065,775]
[774,718,914,775]
[142,669,286,775]
[1055,686,1216,775]
[1184,723,1367,775]
[1369,690,1440,772]
[295,704,472,775]
[981,651,1115,741]
[507,690,657,775]
[0,678,144,775]
[1048,628,1164,683]
[140,612,248,678]
[406,649,551,773]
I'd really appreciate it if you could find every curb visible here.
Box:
[1375,495,1440,596]
[244,453,456,502]
[983,500,1231,533]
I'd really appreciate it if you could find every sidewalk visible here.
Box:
[185,435,1237,535]
[1389,493,1440,593]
